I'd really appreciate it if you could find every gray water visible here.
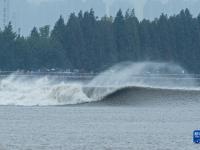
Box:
[0,104,199,150]
[0,62,200,150]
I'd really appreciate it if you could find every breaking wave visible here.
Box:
[0,62,199,106]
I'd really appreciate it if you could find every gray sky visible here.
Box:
[26,0,146,18]
[0,0,199,36]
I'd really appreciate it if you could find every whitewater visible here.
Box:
[0,62,199,106]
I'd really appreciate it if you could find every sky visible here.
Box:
[26,0,146,18]
[0,0,200,35]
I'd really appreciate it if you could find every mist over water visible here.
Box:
[89,62,197,87]
[0,62,198,106]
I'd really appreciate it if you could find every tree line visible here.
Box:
[0,8,200,73]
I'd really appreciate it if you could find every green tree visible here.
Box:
[65,13,85,70]
[113,9,128,61]
[0,22,16,70]
[124,9,140,61]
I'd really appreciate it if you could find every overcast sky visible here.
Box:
[0,0,199,35]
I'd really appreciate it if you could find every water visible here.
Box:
[0,105,199,150]
[0,62,200,149]
[0,62,198,106]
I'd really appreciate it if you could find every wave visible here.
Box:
[0,75,91,106]
[0,75,199,106]
[0,62,199,106]
[101,87,200,106]
[83,85,200,106]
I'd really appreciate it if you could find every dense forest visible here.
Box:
[0,8,200,73]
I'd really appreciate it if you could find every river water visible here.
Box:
[0,62,200,149]
[0,104,199,150]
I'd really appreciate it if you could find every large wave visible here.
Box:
[0,62,199,106]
